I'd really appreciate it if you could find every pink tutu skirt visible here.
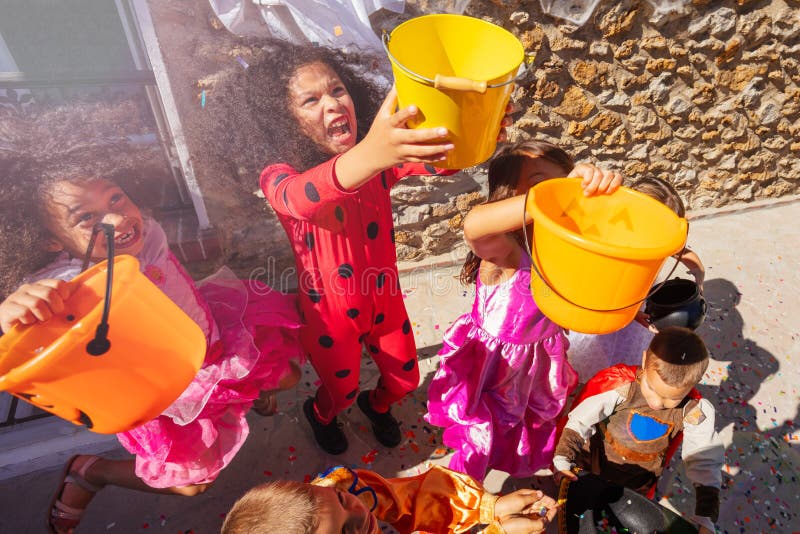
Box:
[117,273,303,488]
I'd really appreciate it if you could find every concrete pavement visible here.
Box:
[0,198,798,533]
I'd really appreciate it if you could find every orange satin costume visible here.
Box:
[312,465,504,533]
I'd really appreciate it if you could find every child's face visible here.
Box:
[309,485,377,533]
[515,156,569,195]
[43,178,144,260]
[288,61,358,156]
[640,355,694,410]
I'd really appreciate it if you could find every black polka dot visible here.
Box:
[346,308,360,319]
[273,172,290,186]
[368,344,379,354]
[375,313,385,324]
[424,163,437,174]
[376,273,386,289]
[338,263,354,278]
[334,369,351,378]
[358,334,366,344]
[345,389,358,400]
[390,228,395,243]
[335,206,344,222]
[397,163,404,169]
[305,232,314,250]
[304,182,320,202]
[402,319,411,334]
[367,222,379,239]
[319,335,334,348]
[402,359,416,372]
[307,288,322,303]
[380,171,388,190]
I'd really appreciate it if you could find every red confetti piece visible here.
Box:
[361,449,379,464]
[303,474,312,483]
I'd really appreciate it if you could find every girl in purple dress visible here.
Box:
[425,141,622,481]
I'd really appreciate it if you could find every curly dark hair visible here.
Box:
[0,99,173,298]
[460,140,575,286]
[191,38,386,179]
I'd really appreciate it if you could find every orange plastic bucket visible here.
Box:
[0,255,205,433]
[383,14,526,169]
[525,179,688,334]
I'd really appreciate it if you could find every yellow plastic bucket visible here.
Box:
[525,179,688,334]
[383,14,525,169]
[0,255,206,433]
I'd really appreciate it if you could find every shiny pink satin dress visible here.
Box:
[426,252,577,481]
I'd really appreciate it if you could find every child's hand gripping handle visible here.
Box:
[0,279,73,334]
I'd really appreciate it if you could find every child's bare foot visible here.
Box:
[48,455,103,533]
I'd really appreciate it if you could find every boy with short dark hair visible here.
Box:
[554,327,722,533]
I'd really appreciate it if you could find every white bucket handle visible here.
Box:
[382,31,532,92]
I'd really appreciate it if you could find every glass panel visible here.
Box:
[0,0,137,76]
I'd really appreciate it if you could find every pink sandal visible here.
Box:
[47,455,103,534]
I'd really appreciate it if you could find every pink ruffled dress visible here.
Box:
[425,252,577,481]
[28,218,304,488]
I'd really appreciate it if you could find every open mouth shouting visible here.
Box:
[327,116,353,142]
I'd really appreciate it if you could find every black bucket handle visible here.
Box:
[522,187,686,314]
[381,31,534,93]
[80,223,115,356]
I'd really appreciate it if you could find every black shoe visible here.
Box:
[357,391,402,447]
[303,397,348,455]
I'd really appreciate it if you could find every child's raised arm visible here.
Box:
[0,279,72,333]
[334,87,453,190]
[678,247,705,291]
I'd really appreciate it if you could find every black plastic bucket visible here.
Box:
[644,278,706,331]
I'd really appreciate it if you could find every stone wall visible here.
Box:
[390,0,800,260]
[149,0,799,273]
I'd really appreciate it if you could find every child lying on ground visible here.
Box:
[222,464,558,534]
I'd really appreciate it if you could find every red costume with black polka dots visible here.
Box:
[261,156,448,423]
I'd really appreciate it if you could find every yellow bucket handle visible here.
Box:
[522,187,688,313]
[382,31,533,92]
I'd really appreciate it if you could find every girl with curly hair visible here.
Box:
[0,103,304,533]
[211,38,508,455]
